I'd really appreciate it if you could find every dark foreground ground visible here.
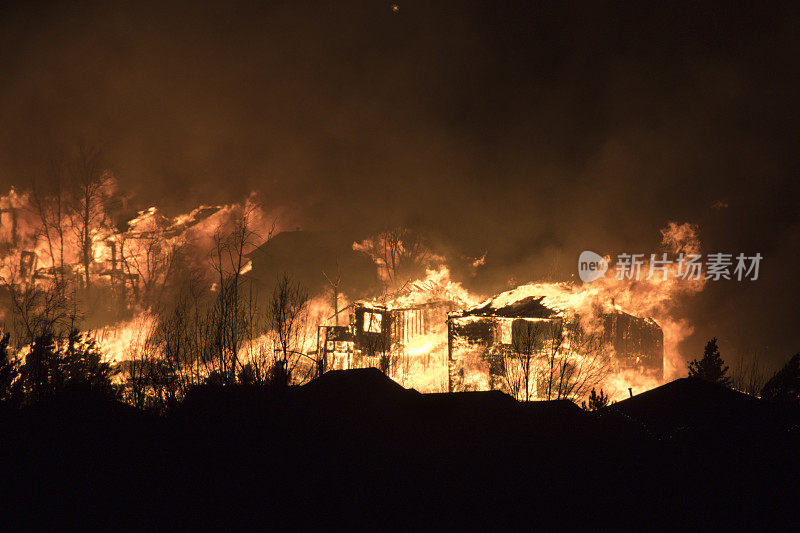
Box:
[2,370,799,529]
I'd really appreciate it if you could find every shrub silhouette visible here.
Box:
[18,330,118,404]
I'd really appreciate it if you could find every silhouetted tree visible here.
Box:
[497,319,547,401]
[688,337,731,386]
[238,362,257,385]
[1,270,74,348]
[68,143,116,295]
[731,350,767,396]
[19,334,61,403]
[269,274,310,386]
[354,227,433,291]
[30,158,68,285]
[493,320,611,402]
[61,329,119,398]
[0,332,21,404]
[203,207,273,385]
[540,322,612,402]
[760,353,800,405]
[18,330,118,403]
[581,387,610,411]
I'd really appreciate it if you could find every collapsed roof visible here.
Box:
[460,294,561,319]
[454,282,657,323]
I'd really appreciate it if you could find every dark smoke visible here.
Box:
[1,0,798,370]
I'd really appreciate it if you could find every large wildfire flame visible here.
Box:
[2,183,704,403]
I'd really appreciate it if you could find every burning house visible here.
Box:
[447,284,664,398]
[316,279,466,392]
[315,278,663,397]
[0,195,246,298]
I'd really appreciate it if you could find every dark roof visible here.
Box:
[247,230,354,261]
[246,230,381,299]
[303,368,420,402]
[607,377,765,435]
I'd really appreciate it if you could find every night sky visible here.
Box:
[1,1,798,369]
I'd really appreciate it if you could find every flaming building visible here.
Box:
[317,280,664,396]
[448,285,664,397]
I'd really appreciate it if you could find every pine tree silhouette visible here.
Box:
[688,337,731,386]
[581,387,610,411]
